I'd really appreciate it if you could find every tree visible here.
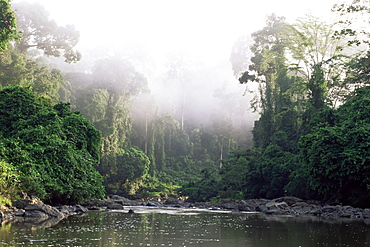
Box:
[12,2,81,63]
[299,87,370,207]
[105,147,150,196]
[238,14,300,150]
[91,58,148,177]
[0,0,19,52]
[0,45,65,100]
[0,86,105,204]
[332,0,370,46]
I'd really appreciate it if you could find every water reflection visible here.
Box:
[0,206,369,246]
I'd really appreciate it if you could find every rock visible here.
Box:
[74,205,88,213]
[88,206,102,211]
[244,199,269,211]
[266,202,289,210]
[82,198,109,208]
[24,210,49,218]
[164,198,184,205]
[110,195,128,201]
[273,196,303,206]
[265,209,280,215]
[364,209,370,218]
[256,204,268,212]
[14,209,25,216]
[322,205,338,213]
[238,200,252,211]
[55,205,88,216]
[128,209,135,214]
[12,199,34,209]
[145,199,163,207]
[24,202,64,218]
[309,208,322,216]
[110,195,141,206]
[107,203,124,210]
[217,200,240,210]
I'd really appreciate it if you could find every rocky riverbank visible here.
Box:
[1,196,369,228]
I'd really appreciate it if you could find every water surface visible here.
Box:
[0,206,369,246]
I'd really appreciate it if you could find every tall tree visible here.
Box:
[88,58,148,186]
[238,14,297,149]
[12,2,81,63]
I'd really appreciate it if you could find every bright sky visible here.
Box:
[12,0,345,65]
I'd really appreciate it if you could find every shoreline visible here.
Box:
[1,196,369,228]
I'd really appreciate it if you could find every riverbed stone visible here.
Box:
[217,200,240,210]
[24,202,64,218]
[164,198,184,205]
[14,209,25,216]
[273,196,303,206]
[12,199,33,209]
[143,199,163,207]
[238,200,252,211]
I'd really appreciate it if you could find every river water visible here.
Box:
[0,206,369,246]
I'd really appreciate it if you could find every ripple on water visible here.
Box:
[1,206,368,247]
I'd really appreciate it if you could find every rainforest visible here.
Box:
[0,0,369,209]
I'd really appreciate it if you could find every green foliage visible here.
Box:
[0,160,20,200]
[213,13,370,208]
[0,86,105,204]
[0,0,19,52]
[180,167,221,202]
[219,146,295,200]
[0,195,12,207]
[0,45,64,100]
[105,147,150,196]
[299,87,370,207]
[345,50,370,85]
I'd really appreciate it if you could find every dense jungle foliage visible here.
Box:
[0,86,105,204]
[181,3,370,208]
[0,1,369,207]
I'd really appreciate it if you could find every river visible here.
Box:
[0,206,369,246]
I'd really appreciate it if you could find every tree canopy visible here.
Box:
[0,0,19,52]
[0,86,105,204]
[12,2,81,63]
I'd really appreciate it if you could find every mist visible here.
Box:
[10,0,342,148]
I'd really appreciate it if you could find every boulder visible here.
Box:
[256,204,268,212]
[273,196,303,206]
[144,199,163,207]
[110,195,141,206]
[14,209,25,216]
[164,198,184,205]
[217,200,240,210]
[55,205,88,215]
[238,200,252,212]
[82,198,110,208]
[74,205,89,213]
[244,199,269,211]
[24,202,64,218]
[12,199,33,209]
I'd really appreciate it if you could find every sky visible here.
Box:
[12,0,345,66]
